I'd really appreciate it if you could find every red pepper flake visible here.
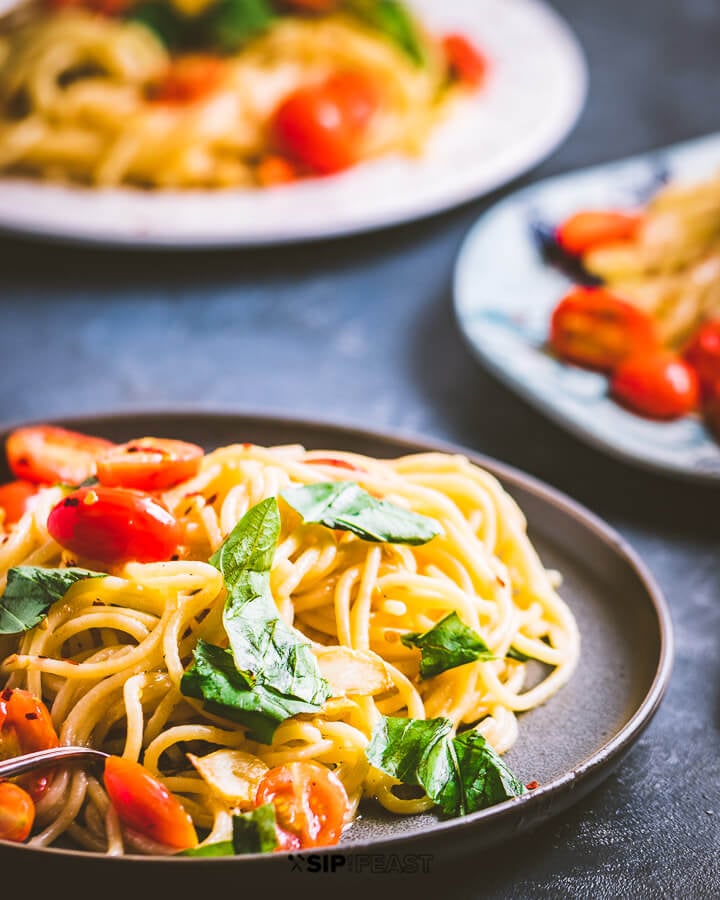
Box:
[1,688,13,701]
[309,457,361,471]
[64,497,80,508]
[24,712,38,720]
[206,493,217,505]
[496,576,507,588]
[525,780,539,791]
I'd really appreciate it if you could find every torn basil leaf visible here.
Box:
[180,804,278,856]
[281,481,441,546]
[401,612,494,678]
[367,715,525,817]
[181,498,330,743]
[506,646,531,662]
[202,0,274,53]
[348,0,426,64]
[0,566,104,635]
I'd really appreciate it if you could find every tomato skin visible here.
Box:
[103,756,197,850]
[256,761,349,849]
[610,353,700,420]
[549,286,659,372]
[47,486,182,564]
[0,688,59,800]
[150,56,226,105]
[0,481,38,526]
[273,71,381,175]
[6,426,114,486]
[443,33,488,87]
[95,438,204,492]
[556,210,643,255]
[257,154,300,187]
[684,319,720,399]
[0,782,35,843]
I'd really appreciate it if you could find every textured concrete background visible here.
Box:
[1,0,720,896]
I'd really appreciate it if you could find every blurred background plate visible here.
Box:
[454,131,720,483]
[0,0,586,248]
[0,412,671,890]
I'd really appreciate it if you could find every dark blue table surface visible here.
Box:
[2,1,719,896]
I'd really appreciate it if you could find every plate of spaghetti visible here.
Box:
[0,412,670,886]
[455,131,720,482]
[0,0,586,246]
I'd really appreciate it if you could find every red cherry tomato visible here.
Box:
[610,353,699,420]
[150,55,226,105]
[0,688,59,800]
[443,33,489,87]
[103,756,197,850]
[556,210,643,256]
[256,761,349,849]
[0,480,39,526]
[47,486,182,564]
[0,782,35,843]
[684,319,720,399]
[257,155,300,187]
[273,71,381,175]
[6,426,114,486]
[549,286,659,372]
[95,438,204,492]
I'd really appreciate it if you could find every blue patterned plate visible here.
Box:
[454,132,720,482]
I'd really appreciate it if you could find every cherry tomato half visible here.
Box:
[610,352,699,420]
[255,761,349,849]
[47,486,182,565]
[443,33,489,87]
[0,688,59,800]
[273,71,381,175]
[6,426,114,486]
[0,480,38,526]
[549,286,659,372]
[95,438,204,492]
[150,55,226,105]
[556,210,643,256]
[684,319,720,399]
[0,782,35,843]
[103,756,197,850]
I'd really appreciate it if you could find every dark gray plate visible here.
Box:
[0,412,673,891]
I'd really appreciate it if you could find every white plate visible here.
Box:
[0,0,586,247]
[454,131,720,482]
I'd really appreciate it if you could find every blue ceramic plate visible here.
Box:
[454,132,720,482]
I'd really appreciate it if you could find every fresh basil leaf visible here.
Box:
[232,803,278,853]
[281,481,441,546]
[401,612,494,678]
[180,840,235,857]
[0,566,104,635]
[506,646,531,662]
[182,498,330,742]
[202,0,274,53]
[179,804,278,856]
[127,2,189,49]
[181,640,325,744]
[367,715,525,817]
[348,0,426,64]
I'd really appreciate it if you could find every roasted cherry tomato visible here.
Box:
[95,438,204,492]
[6,426,114,486]
[273,71,381,175]
[549,286,659,371]
[556,210,643,256]
[610,352,699,420]
[257,154,300,187]
[684,319,720,398]
[443,33,488,87]
[103,756,197,850]
[0,782,35,843]
[0,688,59,800]
[47,486,182,564]
[0,480,38,526]
[150,55,226,105]
[255,761,349,849]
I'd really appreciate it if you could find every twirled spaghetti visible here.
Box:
[0,437,579,855]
